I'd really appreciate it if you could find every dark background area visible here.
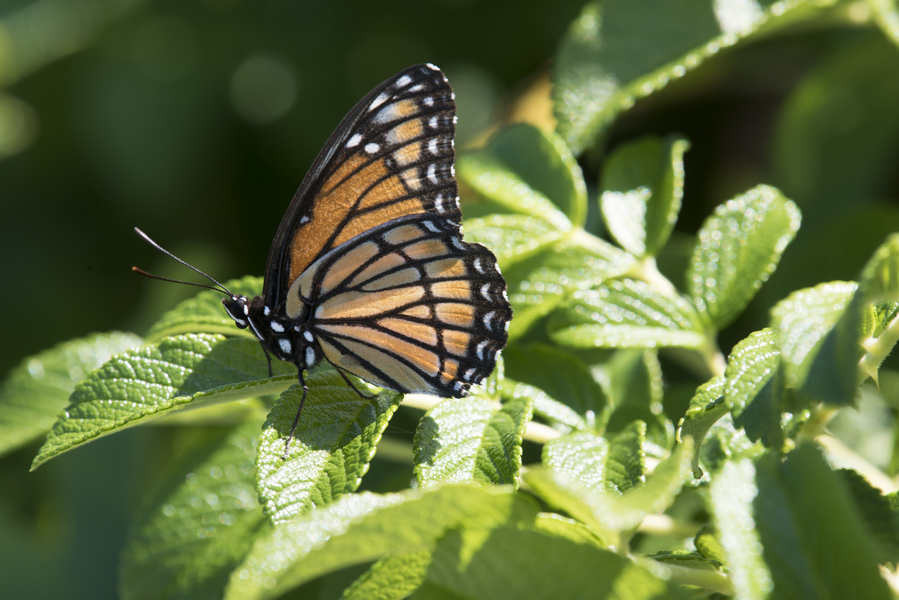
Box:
[2,0,899,597]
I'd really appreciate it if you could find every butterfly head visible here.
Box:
[222,295,251,329]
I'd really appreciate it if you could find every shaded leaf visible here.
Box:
[255,373,403,523]
[754,444,891,599]
[120,417,267,600]
[340,550,431,600]
[224,486,536,600]
[0,331,140,457]
[603,350,668,446]
[838,469,899,565]
[504,342,607,422]
[32,334,295,469]
[413,394,532,490]
[688,185,801,329]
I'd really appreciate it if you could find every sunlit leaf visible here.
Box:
[726,329,784,449]
[677,376,728,478]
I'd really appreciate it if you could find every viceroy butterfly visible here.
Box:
[135,64,512,453]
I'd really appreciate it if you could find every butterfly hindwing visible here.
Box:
[293,214,511,397]
[264,64,461,309]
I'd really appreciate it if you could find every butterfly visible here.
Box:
[135,64,512,453]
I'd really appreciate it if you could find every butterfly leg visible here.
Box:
[263,347,274,377]
[332,363,377,399]
[282,370,308,459]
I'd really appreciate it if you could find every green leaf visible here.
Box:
[32,334,295,469]
[0,331,140,457]
[413,394,532,490]
[502,237,634,340]
[145,276,262,342]
[463,213,566,267]
[340,550,431,600]
[677,376,728,478]
[543,422,645,496]
[415,523,689,600]
[499,380,588,432]
[603,350,668,446]
[600,134,689,257]
[120,417,267,600]
[548,279,705,349]
[837,469,899,565]
[726,329,784,449]
[754,444,891,599]
[693,525,726,565]
[504,342,607,422]
[770,281,860,405]
[859,235,899,381]
[255,372,403,524]
[642,551,731,596]
[688,185,801,329]
[709,459,770,600]
[224,486,536,600]
[457,123,586,228]
[525,438,692,542]
[773,34,899,224]
[553,0,823,154]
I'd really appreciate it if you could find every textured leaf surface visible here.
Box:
[413,395,531,490]
[225,486,536,600]
[0,331,140,457]
[553,0,822,154]
[526,439,692,541]
[771,281,859,405]
[502,237,633,339]
[416,523,689,600]
[255,372,403,524]
[727,329,783,448]
[145,276,262,341]
[754,444,891,599]
[463,214,565,267]
[504,342,607,422]
[678,376,728,478]
[688,185,800,329]
[549,279,705,349]
[33,334,295,469]
[543,423,645,497]
[120,417,267,600]
[709,459,770,600]
[600,135,689,257]
[457,123,586,228]
[838,469,899,565]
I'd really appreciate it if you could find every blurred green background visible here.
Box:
[2,0,899,598]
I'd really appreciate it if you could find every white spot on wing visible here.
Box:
[306,347,315,367]
[365,142,380,154]
[279,339,292,355]
[476,340,489,360]
[427,163,438,184]
[451,237,466,252]
[347,133,362,148]
[454,381,464,392]
[429,116,438,129]
[424,221,440,233]
[303,330,314,342]
[370,92,390,111]
[484,311,495,331]
[473,258,483,273]
[480,283,491,302]
[428,138,439,155]
[262,305,269,316]
[271,321,284,332]
[300,215,310,224]
[426,63,439,71]
[410,84,424,92]
[396,75,412,87]
[463,368,476,381]
[423,97,434,107]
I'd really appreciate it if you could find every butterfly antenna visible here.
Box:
[132,227,234,296]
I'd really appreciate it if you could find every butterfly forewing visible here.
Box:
[295,214,511,397]
[265,64,461,308]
